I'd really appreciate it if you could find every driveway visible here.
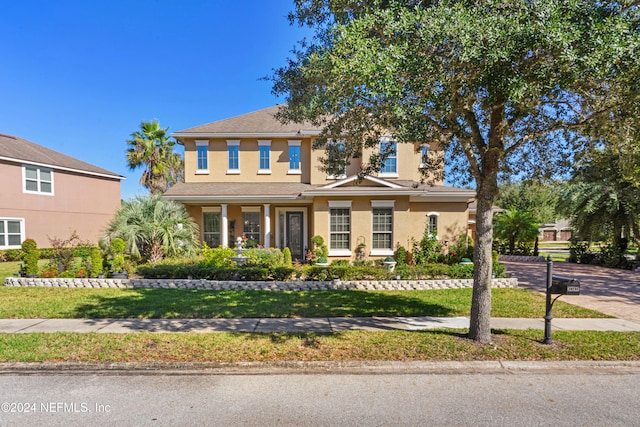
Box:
[503,261,640,323]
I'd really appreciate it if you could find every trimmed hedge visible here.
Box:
[137,263,295,281]
[137,259,506,281]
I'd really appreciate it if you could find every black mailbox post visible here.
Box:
[544,257,580,344]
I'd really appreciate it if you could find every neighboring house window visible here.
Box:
[227,140,240,174]
[328,201,352,254]
[23,165,53,194]
[196,140,209,173]
[288,140,301,174]
[371,201,394,255]
[0,218,24,249]
[379,139,397,176]
[203,211,221,248]
[326,139,347,179]
[242,210,260,244]
[427,212,439,238]
[420,144,430,169]
[258,140,271,174]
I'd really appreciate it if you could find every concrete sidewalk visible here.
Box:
[2,316,639,334]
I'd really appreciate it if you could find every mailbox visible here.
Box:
[550,276,580,295]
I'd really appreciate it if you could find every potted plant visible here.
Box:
[383,256,397,272]
[315,256,329,266]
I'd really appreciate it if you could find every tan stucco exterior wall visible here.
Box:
[183,138,314,184]
[0,160,122,248]
[311,196,468,260]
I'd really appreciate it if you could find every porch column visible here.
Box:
[264,204,271,248]
[221,204,229,248]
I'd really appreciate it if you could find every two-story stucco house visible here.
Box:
[0,133,124,249]
[164,106,475,261]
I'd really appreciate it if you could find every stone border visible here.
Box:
[498,255,546,263]
[4,277,517,291]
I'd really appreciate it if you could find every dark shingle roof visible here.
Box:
[0,133,123,179]
[173,105,323,135]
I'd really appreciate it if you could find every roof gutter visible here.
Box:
[172,131,323,141]
[0,156,125,180]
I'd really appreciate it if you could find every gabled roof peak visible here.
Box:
[320,175,404,189]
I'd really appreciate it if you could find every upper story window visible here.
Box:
[227,140,240,174]
[258,140,271,174]
[326,139,347,179]
[288,140,301,174]
[23,165,53,195]
[379,139,397,177]
[0,218,24,249]
[196,140,209,173]
[420,144,430,169]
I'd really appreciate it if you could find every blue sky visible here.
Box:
[0,0,310,199]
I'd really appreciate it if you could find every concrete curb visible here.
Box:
[1,360,639,375]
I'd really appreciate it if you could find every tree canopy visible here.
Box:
[272,0,640,342]
[561,147,640,248]
[495,181,561,224]
[126,120,184,195]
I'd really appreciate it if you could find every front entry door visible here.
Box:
[286,212,304,261]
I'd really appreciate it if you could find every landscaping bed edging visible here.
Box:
[498,255,546,263]
[4,277,518,291]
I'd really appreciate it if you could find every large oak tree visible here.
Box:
[272,0,640,342]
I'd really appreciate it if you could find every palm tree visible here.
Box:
[105,195,199,263]
[493,208,539,254]
[126,120,183,195]
[562,149,640,249]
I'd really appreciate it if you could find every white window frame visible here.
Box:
[202,207,221,248]
[241,206,261,244]
[23,164,54,195]
[0,218,25,249]
[427,211,440,239]
[257,140,271,174]
[370,200,395,256]
[227,140,240,174]
[378,137,398,178]
[326,139,347,179]
[288,140,302,174]
[419,143,430,169]
[195,140,209,174]
[328,200,352,256]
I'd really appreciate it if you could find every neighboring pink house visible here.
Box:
[0,133,124,249]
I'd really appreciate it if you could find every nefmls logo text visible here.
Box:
[41,402,90,413]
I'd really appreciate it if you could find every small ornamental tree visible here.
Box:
[110,237,126,272]
[89,246,104,277]
[21,238,39,276]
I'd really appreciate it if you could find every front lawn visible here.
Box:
[1,329,638,362]
[0,287,607,319]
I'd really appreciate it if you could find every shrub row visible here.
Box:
[137,262,507,281]
[137,264,295,281]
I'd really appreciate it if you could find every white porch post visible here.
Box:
[264,204,271,248]
[221,204,229,248]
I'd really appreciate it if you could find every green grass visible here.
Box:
[0,260,50,281]
[0,287,608,319]
[538,251,570,262]
[0,329,638,362]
